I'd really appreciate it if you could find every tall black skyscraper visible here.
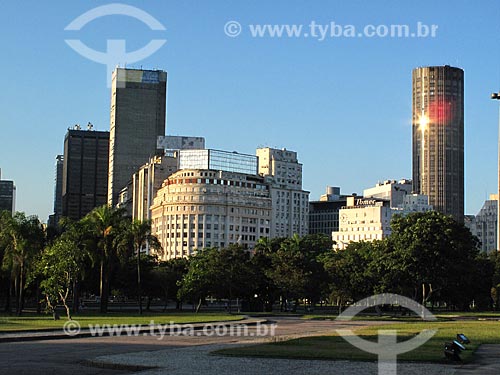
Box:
[62,127,109,220]
[412,65,464,222]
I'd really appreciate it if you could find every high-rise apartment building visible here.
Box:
[62,128,109,220]
[0,169,15,215]
[108,68,167,205]
[256,147,309,237]
[412,65,464,222]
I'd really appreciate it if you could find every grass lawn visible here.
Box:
[214,321,500,363]
[0,312,244,332]
[302,314,453,322]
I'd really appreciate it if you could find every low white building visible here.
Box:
[332,182,432,249]
[363,179,412,208]
[332,197,393,250]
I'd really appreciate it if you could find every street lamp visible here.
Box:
[491,92,500,251]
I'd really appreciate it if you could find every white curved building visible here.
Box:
[151,169,272,260]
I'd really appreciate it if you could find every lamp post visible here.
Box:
[491,92,500,251]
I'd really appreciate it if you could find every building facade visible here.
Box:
[309,186,347,236]
[150,169,272,260]
[332,197,393,250]
[465,195,498,253]
[412,65,464,222]
[179,149,258,175]
[363,179,413,208]
[332,192,432,250]
[0,169,15,215]
[62,128,109,220]
[256,147,309,237]
[108,68,167,205]
[132,154,178,222]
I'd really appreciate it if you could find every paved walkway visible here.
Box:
[93,343,459,375]
[455,345,500,374]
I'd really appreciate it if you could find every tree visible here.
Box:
[0,212,45,315]
[214,245,254,312]
[267,235,308,311]
[387,211,483,309]
[118,220,161,314]
[178,248,219,312]
[34,237,86,320]
[82,205,127,313]
[152,258,189,310]
[252,237,283,311]
[322,241,377,310]
[177,245,254,312]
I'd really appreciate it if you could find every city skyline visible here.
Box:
[0,1,499,220]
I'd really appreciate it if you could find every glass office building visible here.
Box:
[179,149,258,175]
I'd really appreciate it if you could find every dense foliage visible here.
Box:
[0,208,498,317]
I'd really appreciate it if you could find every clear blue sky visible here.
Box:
[1,0,499,220]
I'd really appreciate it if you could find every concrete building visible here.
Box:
[363,179,413,208]
[132,154,178,222]
[412,65,464,222]
[62,127,109,221]
[108,68,167,205]
[256,147,309,237]
[332,196,393,250]
[151,169,272,260]
[309,186,347,236]
[48,155,64,226]
[465,195,498,253]
[0,169,15,215]
[395,194,433,215]
[332,185,432,249]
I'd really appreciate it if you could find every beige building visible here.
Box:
[151,169,272,260]
[256,147,309,237]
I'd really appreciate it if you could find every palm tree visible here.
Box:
[0,212,45,315]
[120,220,161,314]
[82,205,126,313]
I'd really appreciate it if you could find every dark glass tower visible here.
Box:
[62,128,110,220]
[412,65,464,222]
